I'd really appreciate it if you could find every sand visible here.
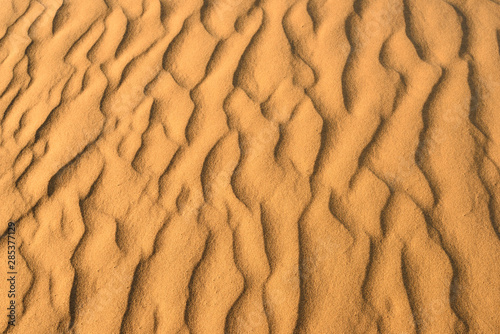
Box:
[0,0,500,333]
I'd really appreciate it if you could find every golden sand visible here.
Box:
[1,0,500,333]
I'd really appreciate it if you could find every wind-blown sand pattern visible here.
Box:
[1,0,500,333]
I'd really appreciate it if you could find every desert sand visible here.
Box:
[1,0,500,333]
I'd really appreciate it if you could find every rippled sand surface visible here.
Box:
[1,0,500,333]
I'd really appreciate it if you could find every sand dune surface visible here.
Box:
[1,0,500,333]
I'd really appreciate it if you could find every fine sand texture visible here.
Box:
[1,0,500,333]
